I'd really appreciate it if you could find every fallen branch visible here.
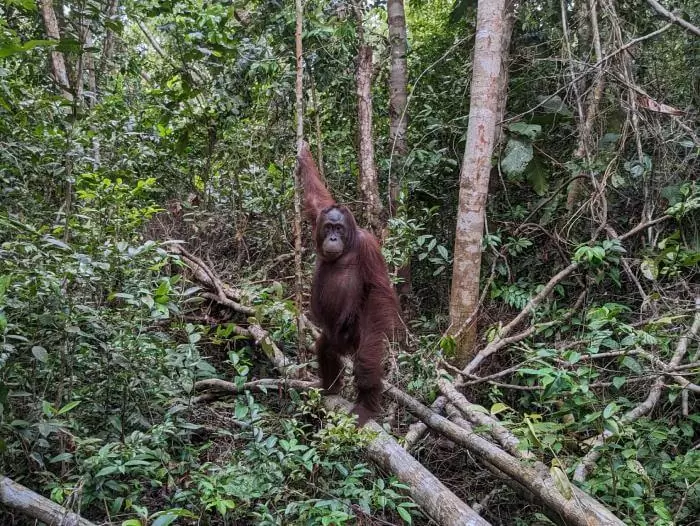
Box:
[573,303,700,482]
[443,406,625,526]
[0,476,96,526]
[385,384,624,526]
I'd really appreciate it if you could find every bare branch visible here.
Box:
[646,0,700,37]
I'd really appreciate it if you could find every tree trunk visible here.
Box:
[353,3,383,235]
[98,0,120,80]
[356,43,383,234]
[38,0,72,100]
[387,0,412,299]
[293,0,306,358]
[449,0,511,366]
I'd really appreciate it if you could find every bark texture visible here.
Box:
[356,43,383,234]
[39,0,72,100]
[387,0,412,298]
[293,0,306,354]
[0,476,95,526]
[449,0,510,365]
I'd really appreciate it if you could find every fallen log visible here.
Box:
[0,476,96,526]
[386,385,625,526]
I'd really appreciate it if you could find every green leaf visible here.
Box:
[535,95,573,116]
[121,520,142,526]
[96,465,119,478]
[6,0,37,10]
[612,377,626,389]
[621,356,643,374]
[397,505,413,524]
[501,138,533,177]
[234,403,249,420]
[602,402,618,419]
[507,122,542,140]
[49,452,73,463]
[490,403,509,415]
[549,466,573,499]
[32,346,48,363]
[0,39,52,58]
[57,400,81,415]
[524,156,549,195]
[42,236,71,251]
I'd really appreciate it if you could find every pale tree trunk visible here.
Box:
[293,0,306,358]
[387,0,412,299]
[565,0,606,213]
[353,4,383,234]
[38,0,72,100]
[449,0,512,366]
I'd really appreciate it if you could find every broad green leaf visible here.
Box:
[0,39,52,58]
[397,505,413,524]
[490,402,509,415]
[524,156,549,195]
[507,122,542,140]
[501,138,533,177]
[32,346,48,362]
[49,452,73,463]
[550,466,573,499]
[95,465,119,478]
[603,402,618,419]
[621,356,643,374]
[612,377,626,389]
[6,0,37,10]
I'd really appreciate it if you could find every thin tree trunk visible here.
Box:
[565,0,606,213]
[293,0,306,358]
[309,70,325,180]
[98,0,120,80]
[39,0,72,100]
[493,1,515,148]
[387,0,412,299]
[388,0,408,188]
[449,0,511,366]
[353,4,383,234]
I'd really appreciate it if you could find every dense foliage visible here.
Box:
[1,0,698,524]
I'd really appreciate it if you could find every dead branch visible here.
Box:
[444,406,625,526]
[0,476,95,526]
[385,384,624,526]
[573,304,700,482]
[646,0,700,36]
[438,378,525,458]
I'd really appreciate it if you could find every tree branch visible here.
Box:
[646,0,700,37]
